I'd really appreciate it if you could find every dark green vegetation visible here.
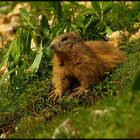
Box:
[0,1,140,138]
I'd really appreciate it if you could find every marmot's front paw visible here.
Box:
[48,89,62,102]
[70,86,89,98]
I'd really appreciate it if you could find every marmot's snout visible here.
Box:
[50,43,55,50]
[50,39,60,50]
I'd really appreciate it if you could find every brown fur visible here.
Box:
[49,32,126,101]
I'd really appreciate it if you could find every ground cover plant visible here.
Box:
[0,1,140,138]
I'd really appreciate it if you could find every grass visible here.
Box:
[0,1,140,138]
[0,39,140,138]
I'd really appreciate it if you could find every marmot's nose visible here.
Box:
[50,43,55,50]
[50,40,60,50]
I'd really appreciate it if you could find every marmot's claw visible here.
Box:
[71,91,82,98]
[48,90,62,102]
[71,87,89,98]
[72,87,79,92]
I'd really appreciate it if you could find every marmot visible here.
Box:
[49,32,126,101]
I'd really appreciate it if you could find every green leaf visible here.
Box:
[14,28,23,59]
[23,31,31,54]
[102,2,114,15]
[55,2,62,23]
[74,15,85,28]
[83,8,94,15]
[39,15,50,43]
[49,2,62,23]
[5,28,23,65]
[91,1,101,18]
[27,40,43,74]
[19,8,35,30]
[106,26,113,35]
[0,68,16,86]
[40,15,50,30]
[50,22,66,39]
[84,15,94,34]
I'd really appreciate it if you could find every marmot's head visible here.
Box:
[50,32,83,53]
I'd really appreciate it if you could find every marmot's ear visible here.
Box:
[73,36,82,42]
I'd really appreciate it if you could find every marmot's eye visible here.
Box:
[73,37,77,40]
[61,37,68,42]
